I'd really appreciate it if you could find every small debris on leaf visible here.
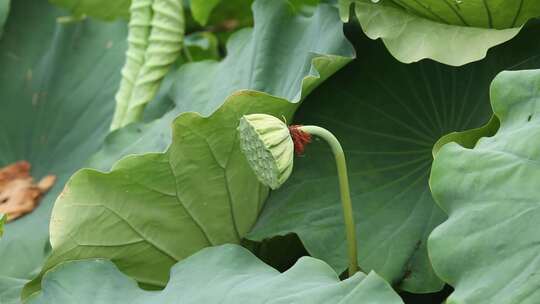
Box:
[0,161,56,222]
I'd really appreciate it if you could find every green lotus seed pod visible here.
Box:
[238,114,294,190]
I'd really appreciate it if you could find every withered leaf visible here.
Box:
[0,161,55,222]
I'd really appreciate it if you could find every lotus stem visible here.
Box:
[299,125,359,277]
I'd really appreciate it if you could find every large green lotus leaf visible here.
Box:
[49,0,130,20]
[340,0,540,66]
[428,69,540,303]
[191,0,320,25]
[248,24,540,293]
[22,0,354,298]
[89,0,354,171]
[21,93,294,299]
[373,0,540,28]
[28,245,403,304]
[0,0,126,300]
[0,0,8,37]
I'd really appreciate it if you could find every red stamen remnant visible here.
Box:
[289,125,312,156]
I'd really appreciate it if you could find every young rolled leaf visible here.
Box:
[248,24,540,293]
[428,69,540,303]
[110,0,185,130]
[22,0,355,298]
[28,245,403,304]
[340,0,540,66]
[0,0,127,300]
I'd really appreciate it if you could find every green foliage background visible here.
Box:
[1,0,540,303]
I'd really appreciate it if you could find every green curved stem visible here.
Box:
[299,125,359,277]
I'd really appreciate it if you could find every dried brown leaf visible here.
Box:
[0,161,55,222]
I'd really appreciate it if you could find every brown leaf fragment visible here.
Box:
[0,161,56,222]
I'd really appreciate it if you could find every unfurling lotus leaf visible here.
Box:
[238,114,294,190]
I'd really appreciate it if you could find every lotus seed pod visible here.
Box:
[238,114,294,190]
